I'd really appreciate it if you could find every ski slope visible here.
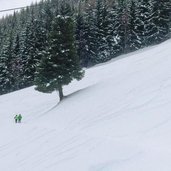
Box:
[1,39,171,171]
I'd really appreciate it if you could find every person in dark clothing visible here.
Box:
[14,115,18,123]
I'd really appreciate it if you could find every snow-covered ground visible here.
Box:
[1,39,171,171]
[0,0,40,18]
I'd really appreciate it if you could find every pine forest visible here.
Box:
[0,0,170,98]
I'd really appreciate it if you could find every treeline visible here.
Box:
[0,0,170,96]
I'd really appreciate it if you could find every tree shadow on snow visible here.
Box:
[38,84,96,117]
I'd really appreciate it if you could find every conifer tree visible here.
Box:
[0,33,14,94]
[82,4,97,66]
[20,9,39,87]
[107,2,122,57]
[12,33,23,90]
[152,0,171,42]
[115,0,127,54]
[127,0,141,51]
[35,2,84,101]
[75,2,88,67]
[136,0,155,46]
[94,0,110,63]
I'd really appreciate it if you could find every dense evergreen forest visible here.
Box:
[0,0,170,96]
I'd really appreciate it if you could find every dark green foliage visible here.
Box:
[152,0,171,42]
[94,0,111,63]
[0,33,14,94]
[127,0,141,51]
[75,2,89,67]
[0,0,170,95]
[35,2,84,101]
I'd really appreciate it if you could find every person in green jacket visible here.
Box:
[14,115,18,123]
[18,114,22,123]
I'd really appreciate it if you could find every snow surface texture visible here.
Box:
[0,39,171,171]
[0,0,40,18]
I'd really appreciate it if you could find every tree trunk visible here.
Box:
[58,85,64,101]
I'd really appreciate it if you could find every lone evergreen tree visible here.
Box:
[35,2,84,101]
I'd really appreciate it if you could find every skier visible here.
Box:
[14,115,18,123]
[18,114,22,123]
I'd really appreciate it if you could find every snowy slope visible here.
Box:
[1,39,171,171]
[0,0,40,18]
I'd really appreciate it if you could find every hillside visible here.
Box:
[0,39,171,171]
[0,0,40,18]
